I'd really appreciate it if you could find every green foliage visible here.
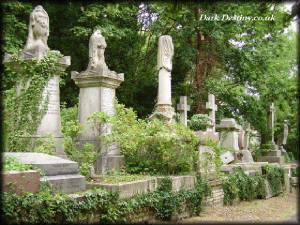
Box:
[3,51,64,153]
[99,171,154,184]
[2,175,211,223]
[33,134,56,155]
[222,168,267,205]
[291,167,298,177]
[61,105,100,178]
[3,156,34,171]
[262,165,285,196]
[90,102,199,175]
[188,114,209,131]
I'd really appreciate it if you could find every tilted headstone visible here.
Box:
[216,118,241,151]
[72,30,124,174]
[3,5,70,158]
[205,94,218,132]
[177,96,190,125]
[149,35,175,122]
[220,151,235,164]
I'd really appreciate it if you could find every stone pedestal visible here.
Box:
[72,65,124,174]
[216,118,241,152]
[4,53,70,158]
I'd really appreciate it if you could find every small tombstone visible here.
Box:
[220,151,235,164]
[177,96,190,125]
[216,118,241,151]
[205,94,218,132]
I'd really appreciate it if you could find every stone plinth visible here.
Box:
[4,53,70,158]
[2,170,40,195]
[3,152,86,194]
[195,130,219,145]
[71,30,124,174]
[216,118,241,151]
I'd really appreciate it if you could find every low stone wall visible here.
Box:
[2,170,40,195]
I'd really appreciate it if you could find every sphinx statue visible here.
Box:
[19,5,49,59]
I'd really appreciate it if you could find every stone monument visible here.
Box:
[216,118,241,151]
[3,5,70,158]
[206,94,218,132]
[267,102,275,146]
[177,96,190,125]
[72,30,124,174]
[149,35,175,122]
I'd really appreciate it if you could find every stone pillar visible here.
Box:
[149,35,175,122]
[205,94,218,132]
[177,96,190,125]
[72,30,124,174]
[3,5,70,158]
[216,118,241,151]
[267,102,275,145]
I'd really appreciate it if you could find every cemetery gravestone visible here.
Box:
[72,30,124,174]
[205,94,218,132]
[3,5,70,158]
[177,96,190,125]
[149,35,175,122]
[216,118,241,151]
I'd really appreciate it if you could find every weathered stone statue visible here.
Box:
[19,5,50,59]
[149,35,175,122]
[282,120,288,145]
[86,30,108,73]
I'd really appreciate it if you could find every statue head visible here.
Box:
[87,30,108,72]
[22,5,49,58]
[157,35,174,71]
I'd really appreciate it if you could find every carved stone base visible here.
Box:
[94,155,125,174]
[149,104,175,123]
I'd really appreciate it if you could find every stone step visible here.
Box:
[41,174,86,194]
[267,150,281,157]
[257,156,284,164]
[3,152,79,176]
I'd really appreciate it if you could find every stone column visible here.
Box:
[72,30,124,174]
[177,96,190,125]
[149,35,175,122]
[3,5,70,158]
[267,102,275,145]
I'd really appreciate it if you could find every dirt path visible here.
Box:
[178,191,298,223]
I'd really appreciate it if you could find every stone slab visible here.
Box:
[94,155,125,174]
[3,152,78,176]
[267,150,282,157]
[195,131,219,144]
[216,118,242,130]
[2,170,40,195]
[257,156,284,164]
[220,151,235,164]
[87,178,157,199]
[157,176,196,192]
[41,174,86,194]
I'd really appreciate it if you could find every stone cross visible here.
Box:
[267,102,275,144]
[205,94,218,132]
[177,96,190,125]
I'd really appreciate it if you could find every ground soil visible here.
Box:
[177,191,299,224]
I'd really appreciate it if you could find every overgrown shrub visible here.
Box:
[222,168,267,205]
[89,102,200,175]
[262,165,285,196]
[3,156,34,171]
[2,176,211,224]
[187,114,209,131]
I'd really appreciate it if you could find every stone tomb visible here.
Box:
[3,152,86,194]
[72,30,124,174]
[216,118,241,151]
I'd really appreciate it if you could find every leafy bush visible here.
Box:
[291,167,298,177]
[2,175,211,224]
[262,165,285,196]
[3,156,34,171]
[90,102,200,175]
[222,168,267,205]
[61,105,100,177]
[187,114,209,131]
